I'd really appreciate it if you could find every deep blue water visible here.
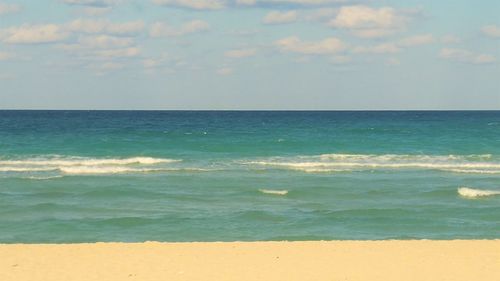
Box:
[0,111,499,242]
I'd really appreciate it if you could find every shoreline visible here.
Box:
[1,240,499,281]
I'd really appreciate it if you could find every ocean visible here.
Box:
[0,110,499,242]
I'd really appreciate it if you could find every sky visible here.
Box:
[0,0,499,110]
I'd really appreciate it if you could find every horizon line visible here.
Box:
[0,109,499,112]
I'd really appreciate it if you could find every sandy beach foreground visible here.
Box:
[1,241,499,281]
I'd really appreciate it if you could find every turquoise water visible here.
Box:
[0,111,499,242]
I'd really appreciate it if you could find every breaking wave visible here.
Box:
[0,156,180,176]
[244,154,500,174]
[458,187,500,198]
[259,189,289,195]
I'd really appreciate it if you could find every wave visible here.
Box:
[24,175,64,180]
[0,156,178,166]
[259,189,289,195]
[0,155,181,176]
[444,169,500,174]
[244,154,500,174]
[59,167,213,175]
[457,187,500,198]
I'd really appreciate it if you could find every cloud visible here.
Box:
[305,8,337,21]
[0,51,14,60]
[77,34,133,48]
[152,0,224,10]
[225,48,256,58]
[97,61,124,70]
[482,25,500,38]
[263,11,298,24]
[352,43,400,54]
[275,36,346,55]
[81,7,112,16]
[63,0,116,16]
[1,24,68,44]
[217,67,233,75]
[57,34,138,61]
[261,0,348,5]
[67,19,145,35]
[156,21,209,37]
[62,0,119,7]
[150,20,210,37]
[329,55,350,64]
[329,5,410,38]
[0,3,20,15]
[236,0,255,5]
[441,35,460,44]
[351,34,432,55]
[398,34,433,47]
[439,48,496,64]
[143,55,170,68]
[93,47,140,58]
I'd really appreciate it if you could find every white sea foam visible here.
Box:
[25,175,64,180]
[0,156,180,175]
[444,169,500,174]
[0,156,178,166]
[244,154,500,174]
[259,189,289,195]
[0,167,58,172]
[457,187,500,198]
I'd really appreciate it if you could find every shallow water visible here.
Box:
[0,111,499,242]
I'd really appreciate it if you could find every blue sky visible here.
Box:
[0,0,499,109]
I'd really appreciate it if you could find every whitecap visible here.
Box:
[259,189,289,195]
[0,156,178,167]
[244,153,500,174]
[0,156,181,175]
[458,187,500,198]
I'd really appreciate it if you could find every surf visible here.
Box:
[244,154,500,174]
[0,156,180,175]
[457,187,500,198]
[259,189,289,195]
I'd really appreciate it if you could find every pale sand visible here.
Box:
[1,241,499,281]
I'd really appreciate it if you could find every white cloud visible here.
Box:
[152,0,224,10]
[217,67,233,75]
[98,62,124,70]
[305,8,337,21]
[351,34,432,56]
[386,58,400,65]
[263,0,348,5]
[225,48,256,58]
[275,36,346,55]
[236,0,255,5]
[58,34,138,62]
[439,48,496,64]
[81,7,112,16]
[329,5,409,38]
[0,3,20,15]
[482,25,500,38]
[398,34,433,47]
[1,24,68,44]
[441,35,460,44]
[78,34,133,48]
[93,47,140,58]
[62,0,119,7]
[150,20,210,37]
[329,55,350,64]
[263,11,298,25]
[0,51,14,60]
[68,19,145,35]
[143,58,163,68]
[352,43,400,54]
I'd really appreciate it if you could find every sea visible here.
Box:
[0,110,499,243]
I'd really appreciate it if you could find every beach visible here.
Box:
[1,240,499,281]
